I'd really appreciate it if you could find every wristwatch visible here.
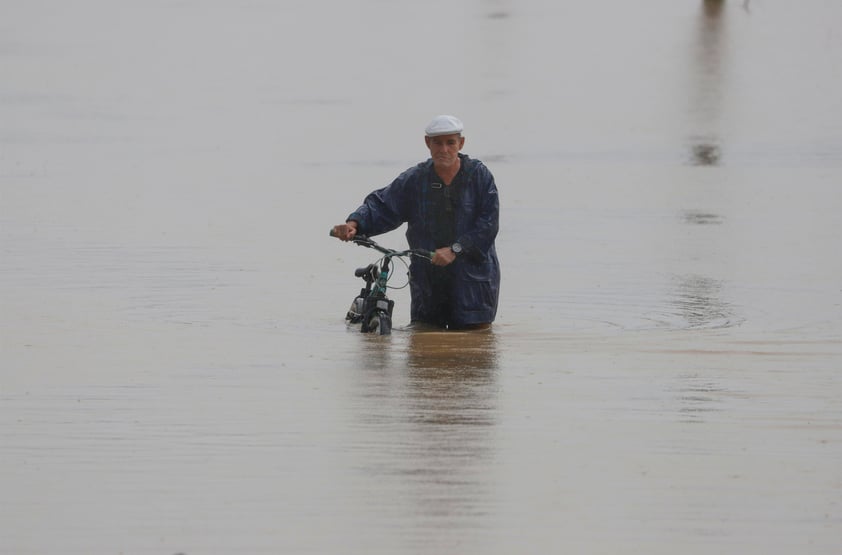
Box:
[450,242,463,255]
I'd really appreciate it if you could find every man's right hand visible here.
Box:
[331,221,358,241]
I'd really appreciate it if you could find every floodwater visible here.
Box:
[2,1,841,553]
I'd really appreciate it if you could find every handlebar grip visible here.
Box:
[329,228,336,237]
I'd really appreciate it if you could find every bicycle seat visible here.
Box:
[354,264,377,280]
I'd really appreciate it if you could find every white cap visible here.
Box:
[424,115,464,137]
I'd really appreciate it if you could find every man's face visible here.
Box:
[425,133,465,169]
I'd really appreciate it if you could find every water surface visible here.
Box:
[2,1,841,553]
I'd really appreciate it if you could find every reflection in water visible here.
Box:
[407,329,499,372]
[682,209,724,225]
[404,330,498,429]
[688,140,722,166]
[686,0,729,166]
[485,9,510,21]
[702,0,726,18]
[477,0,516,111]
[400,331,499,525]
[404,331,499,424]
[349,331,499,532]
[670,274,737,329]
[670,373,727,425]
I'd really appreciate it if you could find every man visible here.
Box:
[332,115,500,330]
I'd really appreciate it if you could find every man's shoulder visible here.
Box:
[459,154,491,179]
[394,160,433,182]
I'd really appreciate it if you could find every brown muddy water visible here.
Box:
[2,1,842,554]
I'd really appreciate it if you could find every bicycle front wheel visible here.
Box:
[367,311,392,335]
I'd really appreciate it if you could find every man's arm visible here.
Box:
[458,164,499,258]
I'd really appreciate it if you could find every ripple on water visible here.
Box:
[516,272,743,333]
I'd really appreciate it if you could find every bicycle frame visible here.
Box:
[340,234,433,335]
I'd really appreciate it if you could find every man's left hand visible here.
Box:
[431,247,457,267]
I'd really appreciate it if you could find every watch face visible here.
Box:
[451,243,463,254]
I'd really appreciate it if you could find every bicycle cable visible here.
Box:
[380,254,413,291]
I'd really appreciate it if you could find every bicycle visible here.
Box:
[331,231,433,335]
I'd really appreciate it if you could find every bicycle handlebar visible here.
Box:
[330,228,433,260]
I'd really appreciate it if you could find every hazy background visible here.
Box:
[2,1,841,553]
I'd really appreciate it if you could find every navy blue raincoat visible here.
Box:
[348,154,500,327]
